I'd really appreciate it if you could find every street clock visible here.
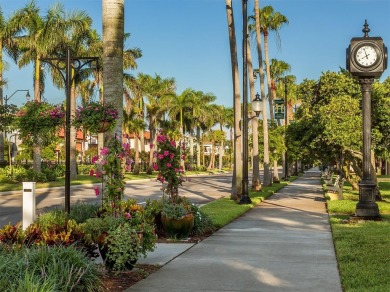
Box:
[346,20,388,78]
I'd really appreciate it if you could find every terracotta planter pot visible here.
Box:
[161,213,194,239]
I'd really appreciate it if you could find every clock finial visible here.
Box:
[363,20,370,37]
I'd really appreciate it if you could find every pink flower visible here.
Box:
[175,168,179,173]
[158,154,164,159]
[95,171,100,178]
[122,143,130,151]
[125,213,131,219]
[100,147,109,156]
[170,140,176,147]
[89,169,95,176]
[100,159,107,165]
[91,156,99,164]
[170,153,175,159]
[164,150,170,157]
[153,163,159,171]
[166,163,172,168]
[94,186,100,196]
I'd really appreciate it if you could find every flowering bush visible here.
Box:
[72,101,119,133]
[90,135,131,214]
[154,132,186,203]
[16,101,65,142]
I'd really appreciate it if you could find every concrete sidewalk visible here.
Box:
[128,168,342,292]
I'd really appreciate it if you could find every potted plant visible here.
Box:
[154,131,194,239]
[82,200,156,271]
[72,100,119,133]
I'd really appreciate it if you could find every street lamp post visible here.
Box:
[284,77,289,180]
[41,48,98,214]
[240,0,262,204]
[3,90,31,106]
[240,0,251,204]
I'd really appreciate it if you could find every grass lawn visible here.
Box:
[326,175,390,292]
[201,176,297,228]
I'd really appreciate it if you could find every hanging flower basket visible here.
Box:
[98,121,111,133]
[72,101,119,133]
[16,101,65,140]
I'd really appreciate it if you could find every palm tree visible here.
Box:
[255,5,288,122]
[246,36,261,191]
[214,105,230,171]
[225,0,242,200]
[164,88,195,137]
[102,0,124,140]
[0,7,19,164]
[190,90,216,169]
[252,0,272,186]
[139,73,175,174]
[269,59,291,182]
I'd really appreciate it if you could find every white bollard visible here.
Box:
[22,182,36,230]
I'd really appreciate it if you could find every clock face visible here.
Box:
[355,45,378,67]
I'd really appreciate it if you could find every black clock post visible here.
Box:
[346,20,388,220]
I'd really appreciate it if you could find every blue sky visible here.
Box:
[1,0,390,107]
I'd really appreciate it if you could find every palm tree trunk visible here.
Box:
[147,117,156,174]
[273,159,280,182]
[263,31,275,123]
[255,0,271,186]
[247,35,261,191]
[226,0,242,200]
[32,136,42,173]
[0,43,4,164]
[102,0,124,141]
[70,85,77,179]
[32,57,42,173]
[196,126,201,168]
[134,134,140,174]
[218,140,224,171]
[189,133,194,169]
[140,128,145,152]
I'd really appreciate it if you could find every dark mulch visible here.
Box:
[101,264,161,291]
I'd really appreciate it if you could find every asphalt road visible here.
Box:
[0,173,234,227]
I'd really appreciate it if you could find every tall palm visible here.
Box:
[163,88,195,137]
[254,5,288,122]
[102,0,124,140]
[200,104,218,168]
[253,0,272,186]
[139,73,175,174]
[224,107,234,168]
[225,0,242,199]
[214,105,230,171]
[246,35,261,191]
[190,90,216,169]
[269,58,291,181]
[0,7,19,163]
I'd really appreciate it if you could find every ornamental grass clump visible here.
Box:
[73,100,119,133]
